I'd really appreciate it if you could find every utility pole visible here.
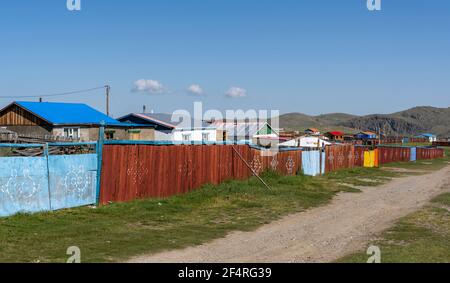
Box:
[105,85,110,116]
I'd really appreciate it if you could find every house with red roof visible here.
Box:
[324,131,344,142]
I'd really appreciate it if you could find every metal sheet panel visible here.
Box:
[99,144,302,204]
[0,157,50,217]
[325,145,355,173]
[48,154,97,210]
[302,151,324,176]
[410,147,417,161]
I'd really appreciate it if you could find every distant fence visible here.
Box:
[432,141,450,147]
[0,143,98,217]
[380,137,428,144]
[99,143,302,205]
[378,146,411,164]
[416,147,445,160]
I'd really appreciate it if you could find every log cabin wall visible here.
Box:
[0,104,53,134]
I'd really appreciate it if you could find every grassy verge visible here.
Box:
[0,151,449,263]
[337,192,450,263]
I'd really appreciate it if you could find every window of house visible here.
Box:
[64,128,80,139]
[182,134,192,142]
[128,130,141,141]
[105,131,115,140]
[202,133,210,141]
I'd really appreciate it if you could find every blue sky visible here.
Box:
[0,0,449,117]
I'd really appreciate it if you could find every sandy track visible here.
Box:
[128,166,450,263]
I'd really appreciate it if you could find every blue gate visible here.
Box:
[410,147,417,162]
[0,142,98,217]
[48,154,97,211]
[0,157,51,217]
[302,150,325,176]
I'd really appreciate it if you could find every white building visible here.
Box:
[211,121,279,142]
[118,113,217,142]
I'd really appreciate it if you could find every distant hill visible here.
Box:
[279,106,450,137]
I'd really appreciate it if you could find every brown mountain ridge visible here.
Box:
[279,106,450,137]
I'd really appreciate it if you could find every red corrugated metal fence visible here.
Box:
[100,144,302,204]
[378,146,411,164]
[325,144,355,173]
[416,147,445,160]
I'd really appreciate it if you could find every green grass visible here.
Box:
[0,172,357,263]
[338,192,450,263]
[1,151,449,263]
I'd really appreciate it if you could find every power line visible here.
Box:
[0,86,107,99]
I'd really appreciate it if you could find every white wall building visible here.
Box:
[118,113,217,142]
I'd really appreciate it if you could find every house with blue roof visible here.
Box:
[0,101,155,142]
[415,133,437,143]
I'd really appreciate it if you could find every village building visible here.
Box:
[280,136,330,148]
[211,121,279,143]
[304,128,321,136]
[416,133,437,143]
[324,131,344,142]
[118,113,218,142]
[354,131,378,140]
[0,101,153,142]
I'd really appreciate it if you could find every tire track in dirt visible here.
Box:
[128,165,450,263]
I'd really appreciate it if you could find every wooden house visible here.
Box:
[0,101,154,142]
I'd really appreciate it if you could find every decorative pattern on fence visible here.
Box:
[325,144,355,173]
[0,153,97,217]
[353,146,369,167]
[99,144,302,204]
[378,146,411,164]
[0,157,50,217]
[0,140,446,217]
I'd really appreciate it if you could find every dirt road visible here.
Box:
[129,165,450,263]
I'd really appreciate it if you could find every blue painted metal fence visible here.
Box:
[48,154,97,211]
[0,143,98,217]
[410,147,417,162]
[302,150,325,176]
[0,157,50,217]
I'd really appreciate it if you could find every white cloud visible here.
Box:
[133,79,165,93]
[187,84,204,95]
[226,87,247,98]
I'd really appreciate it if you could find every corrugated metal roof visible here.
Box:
[213,121,277,138]
[12,101,123,126]
[327,131,344,136]
[119,113,214,129]
[417,133,436,137]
